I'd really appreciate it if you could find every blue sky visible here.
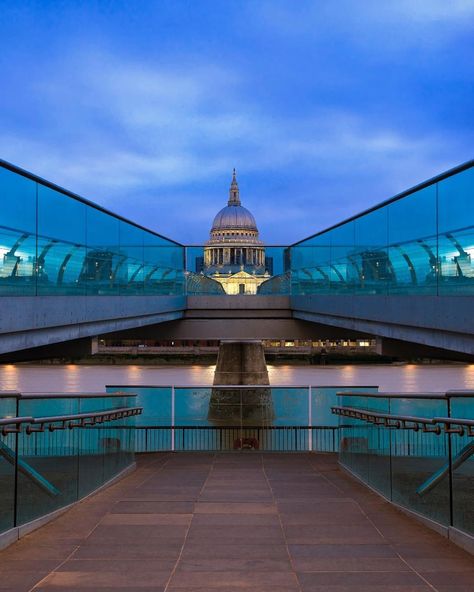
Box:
[1,0,473,244]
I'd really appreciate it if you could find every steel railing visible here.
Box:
[1,407,142,436]
[118,425,340,452]
[331,406,474,436]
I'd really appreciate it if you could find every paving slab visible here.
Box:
[0,452,472,592]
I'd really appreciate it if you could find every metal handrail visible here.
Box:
[115,424,338,430]
[290,159,474,247]
[331,406,473,436]
[331,405,440,432]
[0,158,183,246]
[0,391,21,399]
[336,391,448,400]
[26,407,142,433]
[0,416,33,426]
[336,390,474,399]
[105,384,378,389]
[0,416,35,435]
[435,417,474,426]
[19,391,138,400]
[445,390,474,398]
[331,406,438,428]
[0,408,142,435]
[433,417,474,436]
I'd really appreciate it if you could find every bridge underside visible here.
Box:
[291,295,474,357]
[104,296,370,341]
[0,295,473,361]
[0,295,185,357]
[101,295,473,361]
[102,318,371,341]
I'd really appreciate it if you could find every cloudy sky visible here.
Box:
[1,1,472,244]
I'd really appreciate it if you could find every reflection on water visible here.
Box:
[64,364,81,391]
[0,363,474,393]
[463,364,474,387]
[2,365,18,391]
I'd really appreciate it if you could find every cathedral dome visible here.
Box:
[211,204,257,231]
[210,169,258,232]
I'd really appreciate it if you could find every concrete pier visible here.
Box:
[208,340,274,425]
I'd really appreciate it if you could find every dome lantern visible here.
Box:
[210,170,258,233]
[228,168,241,206]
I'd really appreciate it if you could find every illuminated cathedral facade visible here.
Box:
[203,170,270,294]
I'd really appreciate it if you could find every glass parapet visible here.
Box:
[2,159,472,297]
[257,272,290,295]
[16,421,80,526]
[0,168,37,296]
[338,393,370,482]
[106,386,172,451]
[334,391,474,541]
[106,384,377,452]
[290,161,474,296]
[0,162,184,297]
[186,272,225,295]
[389,396,450,526]
[448,392,474,537]
[0,393,19,534]
[0,391,138,537]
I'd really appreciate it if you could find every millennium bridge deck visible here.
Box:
[0,453,472,592]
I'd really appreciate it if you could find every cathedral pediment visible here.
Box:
[228,271,255,279]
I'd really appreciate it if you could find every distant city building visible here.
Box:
[203,170,270,294]
[194,256,204,274]
[79,250,114,282]
[265,256,274,276]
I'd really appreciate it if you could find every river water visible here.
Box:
[1,363,474,393]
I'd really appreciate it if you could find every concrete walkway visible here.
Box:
[0,453,472,591]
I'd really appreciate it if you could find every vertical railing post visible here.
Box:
[388,397,393,502]
[308,386,312,452]
[171,386,175,452]
[183,248,187,295]
[75,427,80,502]
[447,396,454,527]
[13,396,20,528]
[13,429,19,528]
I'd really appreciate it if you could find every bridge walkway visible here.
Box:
[0,453,472,591]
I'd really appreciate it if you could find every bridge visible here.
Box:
[0,158,473,360]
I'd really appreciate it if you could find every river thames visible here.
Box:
[1,363,474,393]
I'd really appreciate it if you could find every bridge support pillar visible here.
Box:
[208,340,274,425]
